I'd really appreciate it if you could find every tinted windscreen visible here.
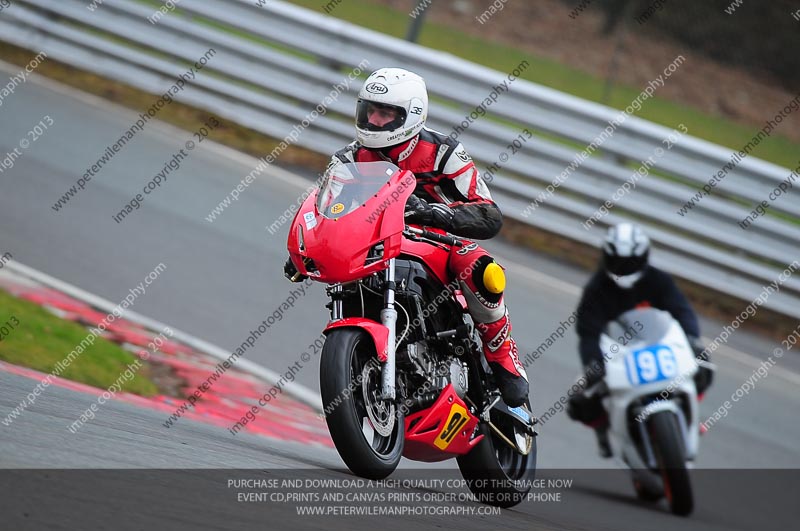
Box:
[605,308,673,344]
[316,161,399,219]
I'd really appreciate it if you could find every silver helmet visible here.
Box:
[602,223,650,288]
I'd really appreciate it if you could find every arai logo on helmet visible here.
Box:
[365,82,388,95]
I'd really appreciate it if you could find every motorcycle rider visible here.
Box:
[284,67,529,407]
[567,223,714,457]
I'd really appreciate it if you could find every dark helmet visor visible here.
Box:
[603,251,648,276]
[356,99,407,132]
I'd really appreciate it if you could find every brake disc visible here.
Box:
[361,362,396,437]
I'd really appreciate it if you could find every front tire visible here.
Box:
[632,475,664,502]
[648,411,693,516]
[320,329,403,479]
[456,401,537,508]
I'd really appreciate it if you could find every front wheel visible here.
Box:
[456,402,537,508]
[319,329,403,479]
[648,411,693,516]
[632,472,664,502]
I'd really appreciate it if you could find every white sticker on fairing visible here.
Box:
[304,211,316,230]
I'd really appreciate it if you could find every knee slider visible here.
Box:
[483,262,506,294]
[471,256,504,303]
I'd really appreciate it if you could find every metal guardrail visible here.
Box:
[1,0,798,318]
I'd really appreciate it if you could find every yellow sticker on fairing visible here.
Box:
[434,403,469,450]
[331,203,345,214]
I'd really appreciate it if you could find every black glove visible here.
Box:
[567,379,606,424]
[583,360,606,388]
[688,335,707,361]
[404,195,455,229]
[284,257,306,283]
[566,394,583,421]
[694,365,713,395]
[566,361,608,424]
[688,335,713,395]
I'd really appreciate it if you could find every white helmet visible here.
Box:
[602,223,650,289]
[355,67,428,149]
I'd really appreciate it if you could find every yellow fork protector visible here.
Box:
[483,262,506,294]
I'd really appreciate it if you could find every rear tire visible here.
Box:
[648,411,693,516]
[456,401,537,508]
[320,329,403,479]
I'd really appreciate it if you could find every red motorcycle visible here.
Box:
[287,160,537,507]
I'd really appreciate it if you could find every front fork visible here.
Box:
[331,258,397,400]
[380,258,397,400]
[328,259,398,401]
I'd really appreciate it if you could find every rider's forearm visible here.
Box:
[446,202,503,240]
[656,270,701,338]
[664,290,700,338]
[579,335,604,368]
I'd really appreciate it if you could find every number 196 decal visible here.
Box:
[625,345,678,386]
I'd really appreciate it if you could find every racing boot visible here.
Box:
[594,426,612,458]
[479,313,529,407]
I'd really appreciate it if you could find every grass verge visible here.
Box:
[0,288,159,396]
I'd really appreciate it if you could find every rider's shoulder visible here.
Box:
[586,269,608,289]
[644,265,669,282]
[417,127,473,174]
[645,266,678,290]
[333,141,361,163]
[418,127,459,150]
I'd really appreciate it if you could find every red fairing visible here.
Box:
[286,161,487,464]
[398,231,452,286]
[286,166,417,284]
[324,318,389,362]
[402,385,483,461]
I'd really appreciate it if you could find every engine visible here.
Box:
[401,341,469,407]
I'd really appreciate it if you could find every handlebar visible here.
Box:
[404,226,464,248]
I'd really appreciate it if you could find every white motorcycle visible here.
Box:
[591,308,710,516]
